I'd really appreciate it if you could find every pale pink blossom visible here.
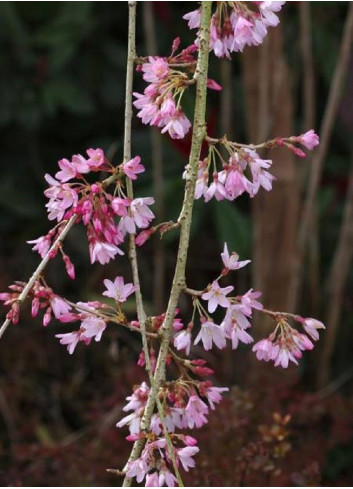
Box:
[177,446,199,472]
[27,235,52,258]
[240,289,263,316]
[111,197,130,217]
[55,331,81,354]
[71,153,90,173]
[89,241,124,265]
[252,337,278,362]
[302,317,325,341]
[173,329,192,355]
[121,156,145,180]
[55,158,77,182]
[204,386,229,410]
[221,243,251,271]
[102,276,137,302]
[204,173,227,202]
[142,56,169,83]
[183,395,209,429]
[297,129,320,150]
[221,305,253,350]
[201,280,234,313]
[86,148,105,169]
[160,110,191,139]
[80,316,106,342]
[183,9,201,29]
[50,296,71,319]
[194,318,227,351]
[119,197,155,235]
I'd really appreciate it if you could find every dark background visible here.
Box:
[0,2,353,486]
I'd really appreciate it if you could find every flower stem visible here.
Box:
[122,1,212,485]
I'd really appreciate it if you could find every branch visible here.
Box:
[0,215,77,339]
[122,1,213,485]
[121,3,184,485]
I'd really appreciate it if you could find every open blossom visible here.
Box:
[221,305,253,350]
[194,317,227,351]
[184,2,285,58]
[119,197,155,235]
[27,234,52,258]
[50,296,71,319]
[142,56,169,83]
[55,158,77,182]
[102,276,137,302]
[173,329,192,355]
[183,395,209,429]
[160,110,192,139]
[80,316,106,342]
[201,280,234,313]
[86,148,105,169]
[55,331,81,355]
[301,317,325,341]
[177,446,199,472]
[121,156,145,180]
[89,241,123,265]
[240,289,263,316]
[221,243,251,271]
[202,384,229,410]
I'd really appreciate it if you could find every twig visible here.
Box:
[0,215,77,339]
[121,3,184,486]
[122,1,212,485]
[318,154,353,387]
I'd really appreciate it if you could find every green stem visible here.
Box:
[122,1,212,485]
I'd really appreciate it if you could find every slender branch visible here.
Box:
[0,215,77,339]
[121,3,184,485]
[122,0,212,484]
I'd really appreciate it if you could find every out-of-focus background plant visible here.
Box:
[0,2,353,486]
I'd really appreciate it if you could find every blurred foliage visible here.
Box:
[0,1,353,486]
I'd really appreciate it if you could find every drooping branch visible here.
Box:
[122,1,213,485]
[0,214,77,339]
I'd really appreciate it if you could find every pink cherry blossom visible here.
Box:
[240,289,263,316]
[86,148,105,169]
[50,296,71,319]
[80,316,107,342]
[55,331,81,355]
[27,235,52,258]
[173,329,192,355]
[221,243,251,270]
[55,158,77,182]
[297,129,320,150]
[301,317,325,341]
[221,305,253,350]
[141,56,169,83]
[201,280,234,313]
[194,317,227,351]
[183,395,209,429]
[203,385,229,410]
[177,446,199,472]
[102,276,137,302]
[160,110,191,139]
[121,156,145,180]
[89,241,124,265]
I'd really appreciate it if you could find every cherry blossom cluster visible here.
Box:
[172,243,325,369]
[117,374,228,485]
[184,1,286,58]
[188,130,320,202]
[0,275,138,353]
[134,39,221,139]
[27,149,154,267]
